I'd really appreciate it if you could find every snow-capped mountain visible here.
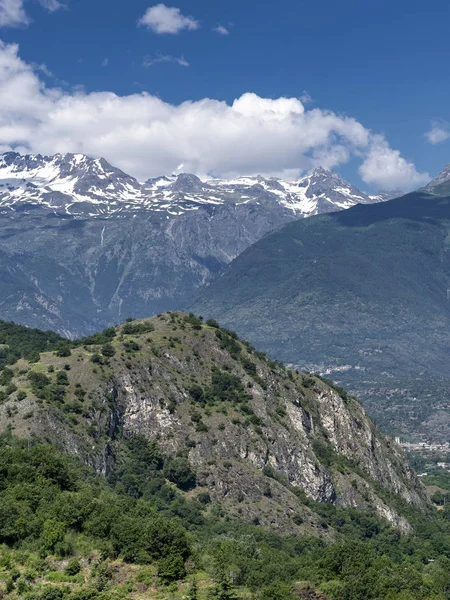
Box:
[0,152,142,214]
[0,151,405,337]
[0,152,398,218]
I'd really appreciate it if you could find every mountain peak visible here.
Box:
[424,163,450,192]
[0,151,394,218]
[310,165,342,178]
[172,173,204,191]
[311,165,333,176]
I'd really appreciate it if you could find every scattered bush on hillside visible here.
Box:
[101,343,115,357]
[122,322,155,335]
[184,313,203,330]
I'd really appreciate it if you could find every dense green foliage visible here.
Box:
[0,321,64,368]
[3,434,450,598]
[190,368,251,408]
[0,436,190,562]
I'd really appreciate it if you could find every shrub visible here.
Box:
[55,344,72,358]
[42,519,66,553]
[65,558,81,576]
[241,357,257,376]
[56,371,69,386]
[197,492,211,505]
[184,313,203,330]
[157,553,186,582]
[124,341,140,353]
[122,322,154,335]
[206,318,220,328]
[101,343,115,357]
[215,329,241,358]
[164,458,196,491]
[28,371,51,397]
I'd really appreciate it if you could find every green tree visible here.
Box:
[210,571,237,599]
[101,343,116,357]
[187,579,199,600]
[42,519,66,553]
[157,553,186,582]
[163,457,196,491]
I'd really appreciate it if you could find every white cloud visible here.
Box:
[0,0,28,27]
[143,54,189,67]
[299,90,313,105]
[359,136,429,189]
[101,58,109,67]
[138,4,199,34]
[213,25,229,35]
[30,62,53,78]
[0,0,63,28]
[38,0,64,12]
[0,41,427,189]
[425,121,450,145]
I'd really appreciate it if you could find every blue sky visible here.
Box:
[0,0,449,190]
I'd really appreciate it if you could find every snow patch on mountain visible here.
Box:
[0,152,401,218]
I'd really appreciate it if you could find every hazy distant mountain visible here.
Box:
[189,178,450,442]
[0,152,396,336]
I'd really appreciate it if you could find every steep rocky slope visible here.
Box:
[0,313,425,534]
[0,152,396,337]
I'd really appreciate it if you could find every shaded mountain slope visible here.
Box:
[189,192,450,440]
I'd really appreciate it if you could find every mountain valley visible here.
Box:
[0,152,394,338]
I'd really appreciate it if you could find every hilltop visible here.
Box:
[0,313,425,532]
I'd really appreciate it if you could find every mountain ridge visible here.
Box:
[0,151,396,217]
[0,151,401,337]
[3,316,450,600]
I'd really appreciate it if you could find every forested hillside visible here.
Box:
[0,315,449,598]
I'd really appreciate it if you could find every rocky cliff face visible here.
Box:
[0,152,397,337]
[0,202,299,337]
[0,313,426,534]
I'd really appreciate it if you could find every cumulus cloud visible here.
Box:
[0,40,428,189]
[213,25,229,35]
[0,0,28,27]
[143,54,189,67]
[138,4,199,34]
[359,136,429,189]
[425,121,450,145]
